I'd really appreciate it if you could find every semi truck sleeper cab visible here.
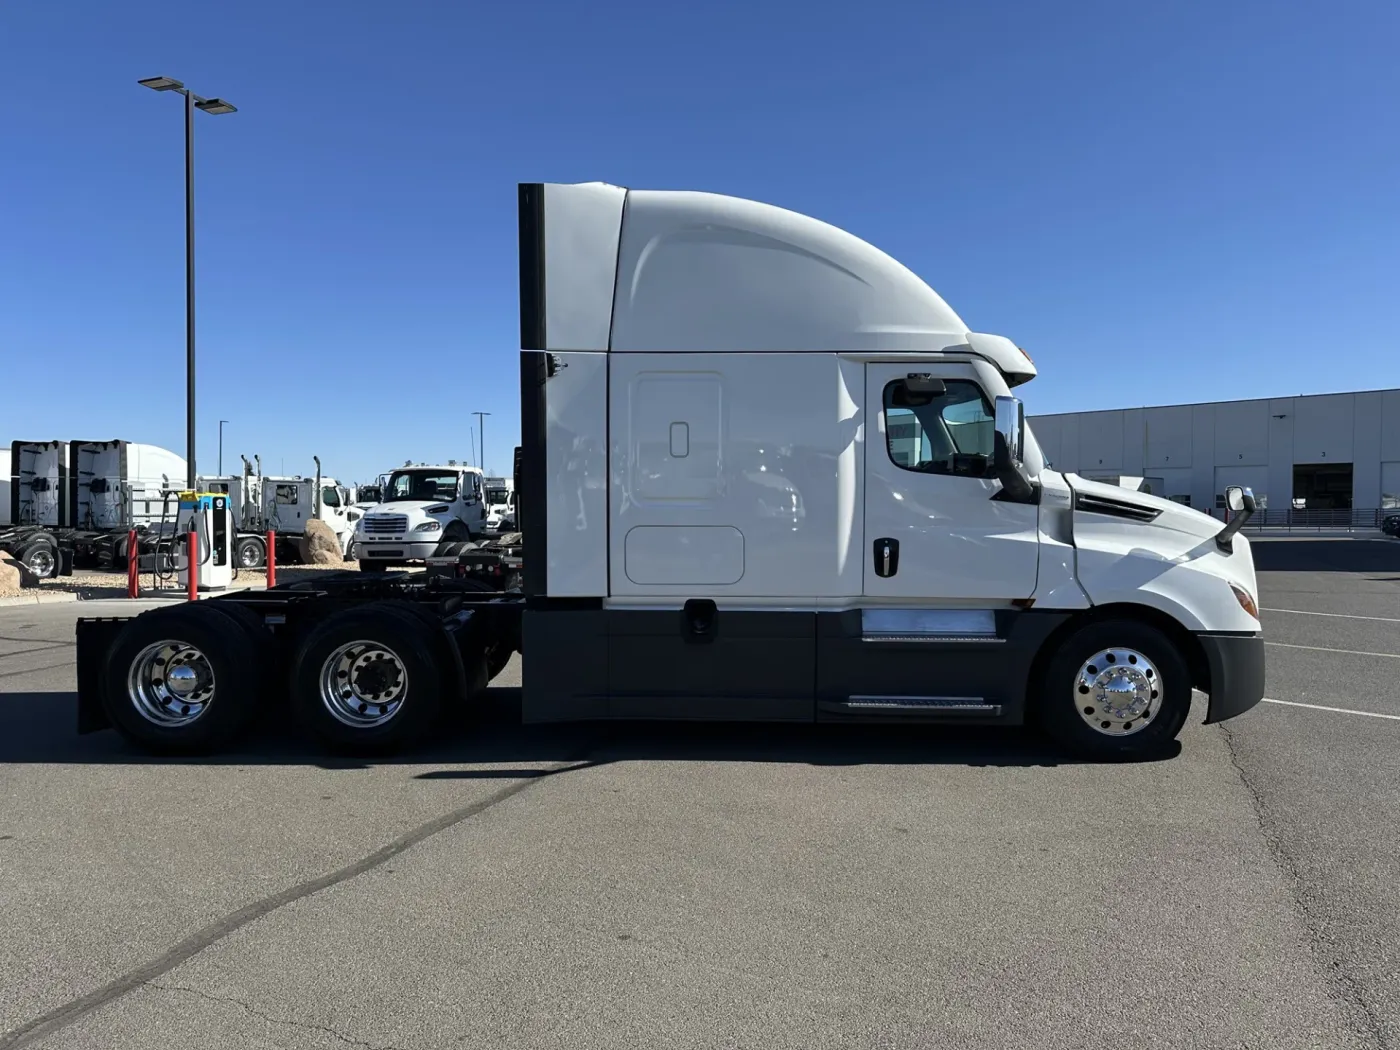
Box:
[73,180,1265,761]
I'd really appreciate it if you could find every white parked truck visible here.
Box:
[73,181,1264,762]
[483,476,515,531]
[353,464,487,570]
[200,455,360,567]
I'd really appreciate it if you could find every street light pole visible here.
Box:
[138,76,237,491]
[185,90,196,491]
[218,420,229,476]
[473,411,491,475]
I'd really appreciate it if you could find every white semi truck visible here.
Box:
[483,476,515,531]
[352,464,488,570]
[73,181,1264,762]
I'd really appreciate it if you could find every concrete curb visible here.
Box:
[0,591,81,608]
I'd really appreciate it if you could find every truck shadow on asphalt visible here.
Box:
[0,687,1178,768]
[1250,537,1400,573]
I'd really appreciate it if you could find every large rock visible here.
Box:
[297,519,345,566]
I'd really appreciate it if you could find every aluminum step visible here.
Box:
[840,696,1003,715]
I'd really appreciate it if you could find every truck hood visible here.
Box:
[1064,474,1224,541]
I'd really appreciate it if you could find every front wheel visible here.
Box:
[1034,619,1192,761]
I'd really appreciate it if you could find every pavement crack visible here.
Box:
[1221,721,1390,1050]
[148,982,407,1049]
[0,751,607,1050]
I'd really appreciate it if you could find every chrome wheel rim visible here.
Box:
[239,543,262,568]
[126,640,216,727]
[27,548,56,577]
[320,640,408,728]
[1074,647,1162,736]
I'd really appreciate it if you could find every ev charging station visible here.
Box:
[176,492,234,592]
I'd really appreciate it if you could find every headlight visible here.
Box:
[414,521,442,533]
[1230,582,1259,620]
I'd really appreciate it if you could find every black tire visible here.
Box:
[236,535,266,569]
[1034,619,1192,761]
[440,522,471,552]
[289,602,446,754]
[16,536,60,580]
[101,603,265,754]
[359,559,387,573]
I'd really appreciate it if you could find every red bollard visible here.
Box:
[187,529,198,602]
[266,529,276,588]
[126,528,138,599]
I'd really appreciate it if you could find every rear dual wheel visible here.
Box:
[290,603,440,754]
[289,601,488,755]
[102,601,269,754]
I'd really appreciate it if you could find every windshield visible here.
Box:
[385,470,459,502]
[485,487,509,506]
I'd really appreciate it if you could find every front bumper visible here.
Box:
[355,540,441,561]
[1199,632,1266,724]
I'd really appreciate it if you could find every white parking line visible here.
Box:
[1262,697,1400,722]
[1261,607,1400,624]
[1264,641,1400,659]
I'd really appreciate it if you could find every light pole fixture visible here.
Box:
[473,412,491,475]
[218,420,229,476]
[138,75,238,489]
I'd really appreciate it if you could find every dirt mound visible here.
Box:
[0,552,25,597]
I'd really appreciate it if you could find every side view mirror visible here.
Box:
[1216,485,1258,552]
[994,395,1024,467]
[991,395,1035,504]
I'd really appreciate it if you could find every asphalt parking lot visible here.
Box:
[1,537,1397,1050]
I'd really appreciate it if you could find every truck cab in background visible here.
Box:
[483,477,515,532]
[354,464,486,570]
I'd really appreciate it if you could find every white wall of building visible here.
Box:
[1030,387,1400,511]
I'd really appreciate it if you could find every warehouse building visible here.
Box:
[1029,387,1400,515]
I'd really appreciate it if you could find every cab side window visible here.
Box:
[884,377,996,478]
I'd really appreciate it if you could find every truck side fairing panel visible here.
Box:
[607,352,864,599]
[543,352,608,597]
[539,183,626,352]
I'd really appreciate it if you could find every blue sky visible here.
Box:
[2,0,1397,485]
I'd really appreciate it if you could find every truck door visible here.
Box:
[863,362,1039,601]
